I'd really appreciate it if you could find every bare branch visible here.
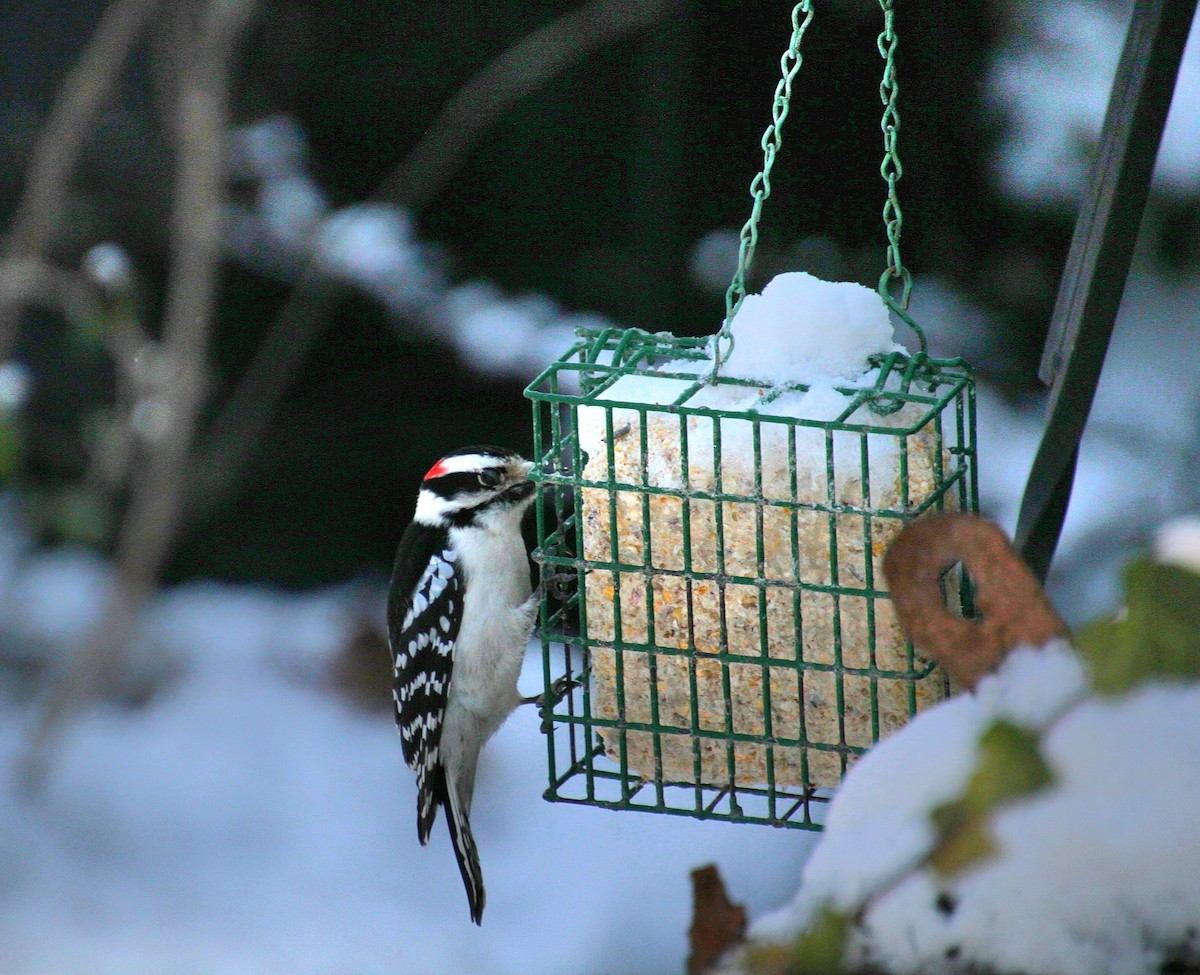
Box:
[149,0,198,142]
[187,0,680,516]
[0,0,164,362]
[383,0,682,213]
[17,0,260,793]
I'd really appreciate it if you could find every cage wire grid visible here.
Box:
[526,327,978,829]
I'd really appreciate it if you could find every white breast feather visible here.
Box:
[446,507,533,728]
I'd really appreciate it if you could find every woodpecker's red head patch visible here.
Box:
[423,459,449,481]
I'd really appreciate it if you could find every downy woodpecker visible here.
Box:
[388,445,538,925]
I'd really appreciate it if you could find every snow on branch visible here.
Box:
[225,114,613,385]
[712,515,1200,975]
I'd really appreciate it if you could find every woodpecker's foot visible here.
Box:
[543,570,576,603]
[522,674,581,709]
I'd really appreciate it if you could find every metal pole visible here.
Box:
[1015,0,1197,582]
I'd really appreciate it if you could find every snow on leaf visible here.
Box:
[749,903,851,975]
[926,720,1054,878]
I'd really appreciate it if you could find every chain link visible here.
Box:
[877,0,911,311]
[717,0,918,371]
[715,1,815,373]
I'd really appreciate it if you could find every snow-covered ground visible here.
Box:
[0,538,816,975]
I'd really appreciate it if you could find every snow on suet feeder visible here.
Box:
[526,1,977,828]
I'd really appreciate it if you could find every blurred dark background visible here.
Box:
[1,0,1190,588]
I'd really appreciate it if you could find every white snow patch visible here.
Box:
[721,272,901,387]
[315,205,421,286]
[454,301,540,374]
[1154,515,1200,574]
[688,228,741,292]
[972,639,1087,729]
[432,283,610,386]
[2,547,111,648]
[0,360,32,411]
[83,242,134,294]
[230,115,309,181]
[225,115,329,276]
[0,524,817,975]
[748,643,1200,975]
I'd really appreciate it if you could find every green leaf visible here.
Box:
[1076,559,1200,695]
[1075,619,1140,696]
[1126,558,1200,638]
[927,721,1053,878]
[969,721,1055,807]
[745,905,853,975]
[745,942,796,975]
[785,904,852,975]
[927,801,996,877]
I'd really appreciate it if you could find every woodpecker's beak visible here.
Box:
[501,458,537,502]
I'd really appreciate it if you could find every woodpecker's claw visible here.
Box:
[543,571,576,602]
[522,674,581,709]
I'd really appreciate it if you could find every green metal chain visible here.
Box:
[877,0,912,311]
[715,1,815,373]
[716,0,920,371]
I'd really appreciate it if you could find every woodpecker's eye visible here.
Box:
[477,468,504,488]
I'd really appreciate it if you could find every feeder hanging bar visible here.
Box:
[1016,0,1197,583]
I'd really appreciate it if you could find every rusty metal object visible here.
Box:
[884,513,1067,690]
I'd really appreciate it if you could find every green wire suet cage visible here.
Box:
[525,1,978,829]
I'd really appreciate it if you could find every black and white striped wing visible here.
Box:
[388,528,463,845]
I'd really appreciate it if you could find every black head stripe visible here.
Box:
[427,471,489,498]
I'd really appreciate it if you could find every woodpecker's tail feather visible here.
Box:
[442,773,485,925]
[416,762,441,846]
